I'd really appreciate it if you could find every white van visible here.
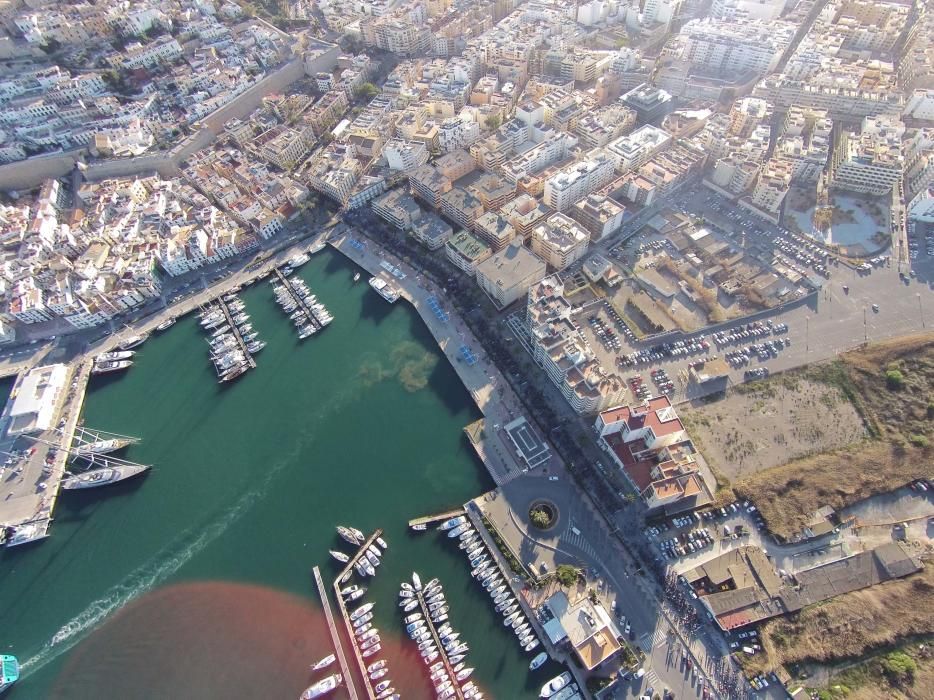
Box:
[570,526,582,536]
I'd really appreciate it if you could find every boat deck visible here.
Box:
[215,297,256,370]
[272,269,327,333]
[407,508,466,530]
[333,528,384,700]
[415,577,466,700]
[311,565,359,700]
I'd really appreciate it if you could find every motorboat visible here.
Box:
[504,612,521,626]
[95,350,135,363]
[310,654,336,671]
[155,317,176,332]
[448,524,469,538]
[423,578,440,591]
[469,553,489,567]
[91,360,133,375]
[458,528,476,541]
[352,612,373,628]
[404,612,422,623]
[337,526,362,545]
[369,668,388,681]
[350,603,375,621]
[403,599,419,612]
[375,687,395,699]
[358,629,379,643]
[529,652,548,671]
[367,660,387,674]
[449,654,465,664]
[300,673,342,699]
[348,527,364,541]
[329,550,349,563]
[514,623,530,636]
[355,623,372,637]
[411,523,427,531]
[412,572,422,590]
[456,668,474,681]
[376,536,387,549]
[459,536,479,550]
[362,644,381,658]
[346,589,365,602]
[539,672,572,698]
[502,605,518,617]
[374,680,392,694]
[525,639,540,652]
[360,635,381,651]
[366,550,380,568]
[438,516,465,531]
[400,582,413,591]
[399,590,415,599]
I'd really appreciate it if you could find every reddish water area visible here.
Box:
[46,582,347,700]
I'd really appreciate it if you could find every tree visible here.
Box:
[881,651,916,685]
[530,508,550,528]
[355,82,379,101]
[484,113,502,131]
[555,564,580,587]
[885,368,905,390]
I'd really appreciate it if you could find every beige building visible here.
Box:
[475,242,547,309]
[530,212,591,270]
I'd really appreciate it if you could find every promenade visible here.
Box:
[331,232,537,486]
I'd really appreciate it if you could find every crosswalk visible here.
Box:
[564,518,599,559]
[643,668,662,690]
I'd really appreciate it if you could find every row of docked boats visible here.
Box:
[348,600,398,699]
[330,525,388,580]
[400,572,480,700]
[272,274,333,340]
[200,291,263,383]
[442,515,542,656]
[92,349,135,375]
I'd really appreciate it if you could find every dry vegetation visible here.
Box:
[694,333,934,539]
[765,566,934,668]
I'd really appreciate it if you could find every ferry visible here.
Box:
[155,317,176,332]
[0,655,18,693]
[62,463,150,490]
[300,673,342,699]
[92,360,133,375]
[368,277,400,303]
[95,350,134,363]
[118,333,149,350]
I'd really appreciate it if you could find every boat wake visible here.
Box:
[18,456,292,679]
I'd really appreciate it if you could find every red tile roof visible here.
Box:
[600,396,684,438]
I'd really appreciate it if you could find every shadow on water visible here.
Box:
[425,357,475,418]
[323,251,349,276]
[358,290,394,325]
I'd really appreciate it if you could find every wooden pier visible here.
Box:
[215,296,256,369]
[312,565,359,700]
[415,578,466,700]
[408,508,465,530]
[272,268,323,332]
[332,529,384,700]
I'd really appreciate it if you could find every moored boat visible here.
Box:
[539,672,572,698]
[300,673,342,699]
[310,654,336,671]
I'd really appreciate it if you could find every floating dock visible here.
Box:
[312,565,359,700]
[215,296,256,369]
[332,529,384,700]
[414,577,466,700]
[408,508,466,530]
[272,269,325,333]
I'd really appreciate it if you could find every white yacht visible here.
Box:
[300,673,342,699]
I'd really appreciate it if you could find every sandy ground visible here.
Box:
[680,375,867,482]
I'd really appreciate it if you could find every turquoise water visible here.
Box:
[0,252,558,699]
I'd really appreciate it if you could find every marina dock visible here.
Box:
[215,296,256,369]
[272,269,324,333]
[332,528,384,700]
[312,565,359,700]
[408,508,466,530]
[414,580,466,700]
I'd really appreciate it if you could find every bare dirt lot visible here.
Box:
[680,375,867,482]
[682,332,934,539]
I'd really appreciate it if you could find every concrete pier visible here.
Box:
[272,268,323,333]
[414,577,466,700]
[407,508,465,530]
[311,565,360,700]
[213,296,256,370]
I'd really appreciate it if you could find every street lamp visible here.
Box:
[918,293,925,329]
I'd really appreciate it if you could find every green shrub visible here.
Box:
[885,369,905,390]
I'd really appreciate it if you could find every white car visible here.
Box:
[548,476,559,482]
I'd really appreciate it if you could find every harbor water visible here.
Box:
[0,252,559,699]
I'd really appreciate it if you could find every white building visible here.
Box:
[680,19,794,77]
[385,139,429,171]
[530,213,591,270]
[7,364,68,435]
[605,125,672,173]
[543,152,616,212]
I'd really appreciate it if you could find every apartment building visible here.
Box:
[473,211,516,251]
[530,213,591,270]
[750,157,793,216]
[475,241,547,309]
[385,139,430,171]
[446,230,493,274]
[830,114,905,195]
[527,277,626,415]
[500,132,571,185]
[605,125,672,173]
[435,149,476,181]
[409,165,453,207]
[306,143,363,206]
[570,194,625,240]
[440,186,484,229]
[544,152,616,212]
[776,105,833,183]
[679,19,794,77]
[468,173,516,211]
[305,90,350,138]
[372,188,423,229]
[575,105,637,150]
[411,211,453,249]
